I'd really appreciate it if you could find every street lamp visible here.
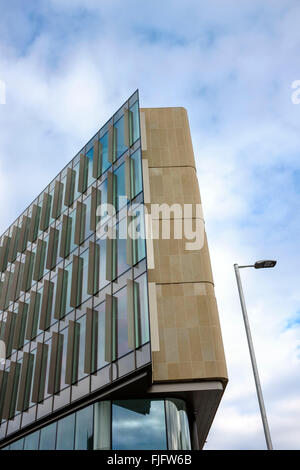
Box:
[234,260,277,450]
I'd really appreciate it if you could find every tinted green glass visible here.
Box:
[135,273,149,347]
[95,302,108,370]
[114,163,127,212]
[115,287,131,359]
[114,116,127,161]
[74,315,87,382]
[75,405,93,449]
[10,438,24,450]
[80,248,90,305]
[24,430,40,450]
[86,147,95,189]
[116,218,130,278]
[73,162,80,202]
[130,101,140,144]
[165,399,191,450]
[131,149,142,198]
[99,133,111,174]
[56,413,75,450]
[39,422,57,450]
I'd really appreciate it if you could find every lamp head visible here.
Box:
[254,260,277,269]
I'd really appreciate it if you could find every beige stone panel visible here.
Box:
[140,107,196,169]
[167,363,180,380]
[204,361,219,377]
[153,363,168,381]
[190,362,206,379]
[147,166,201,208]
[177,328,192,363]
[164,328,179,363]
[148,231,213,284]
[152,280,228,383]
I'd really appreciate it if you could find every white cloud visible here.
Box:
[0,0,300,449]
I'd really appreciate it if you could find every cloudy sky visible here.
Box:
[1,0,300,450]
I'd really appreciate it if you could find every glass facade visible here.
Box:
[0,91,152,445]
[2,398,191,450]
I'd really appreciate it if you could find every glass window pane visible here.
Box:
[80,249,90,305]
[93,401,111,450]
[131,149,142,198]
[114,163,127,212]
[94,237,109,291]
[112,399,167,450]
[116,218,130,278]
[132,204,146,265]
[10,438,24,450]
[73,315,87,382]
[130,101,140,144]
[25,350,36,409]
[73,162,80,202]
[165,399,191,450]
[99,133,111,175]
[114,116,127,161]
[84,195,94,241]
[75,405,93,449]
[135,273,150,347]
[43,338,51,400]
[24,430,40,450]
[58,328,68,391]
[62,262,73,317]
[95,301,108,370]
[114,287,131,359]
[86,147,95,188]
[56,413,75,450]
[68,209,77,255]
[39,422,57,450]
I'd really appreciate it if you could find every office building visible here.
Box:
[0,91,227,450]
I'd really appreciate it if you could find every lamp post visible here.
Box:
[234,260,277,450]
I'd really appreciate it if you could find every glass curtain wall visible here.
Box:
[2,398,191,451]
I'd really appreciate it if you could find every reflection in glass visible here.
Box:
[24,430,40,450]
[131,149,143,198]
[130,101,140,144]
[165,399,191,450]
[75,405,93,449]
[86,147,95,189]
[95,237,109,291]
[114,116,127,161]
[80,249,90,305]
[135,273,149,347]
[58,328,68,391]
[116,218,130,278]
[93,401,111,450]
[114,287,131,359]
[95,301,108,370]
[73,162,80,202]
[113,163,127,212]
[56,413,75,450]
[39,421,57,450]
[99,133,111,174]
[73,315,87,382]
[10,438,24,450]
[112,399,167,450]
